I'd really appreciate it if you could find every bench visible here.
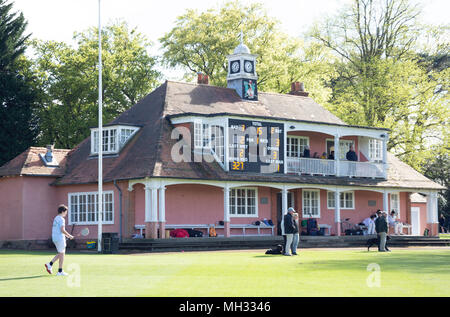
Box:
[135,224,274,237]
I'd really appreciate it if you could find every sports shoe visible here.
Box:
[56,271,68,276]
[45,263,52,274]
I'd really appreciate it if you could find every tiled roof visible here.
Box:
[1,81,443,191]
[163,81,345,125]
[0,147,70,177]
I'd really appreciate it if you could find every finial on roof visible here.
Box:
[233,31,250,54]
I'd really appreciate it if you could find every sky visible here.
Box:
[11,0,450,79]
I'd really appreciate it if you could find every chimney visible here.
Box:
[290,82,309,97]
[45,144,54,163]
[197,72,209,85]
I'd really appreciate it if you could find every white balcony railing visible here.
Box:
[339,161,385,178]
[286,157,335,175]
[286,157,385,178]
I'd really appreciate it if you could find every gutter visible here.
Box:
[113,180,123,242]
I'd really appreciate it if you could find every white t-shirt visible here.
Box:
[363,217,374,227]
[52,215,65,242]
[388,215,396,225]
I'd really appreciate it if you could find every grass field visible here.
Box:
[0,247,449,297]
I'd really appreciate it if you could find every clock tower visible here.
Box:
[227,32,258,101]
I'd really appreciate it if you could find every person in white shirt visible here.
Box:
[363,214,376,235]
[388,210,404,235]
[45,205,74,276]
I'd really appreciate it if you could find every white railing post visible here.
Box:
[334,134,340,177]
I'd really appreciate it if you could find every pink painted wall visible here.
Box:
[0,176,24,240]
[133,183,145,226]
[22,177,58,240]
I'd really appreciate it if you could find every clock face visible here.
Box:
[231,61,240,73]
[244,60,253,73]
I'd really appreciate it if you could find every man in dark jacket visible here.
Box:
[283,207,297,256]
[375,211,389,252]
[346,145,358,161]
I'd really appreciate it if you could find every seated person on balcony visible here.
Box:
[363,214,377,235]
[312,152,319,158]
[320,152,327,159]
[328,148,335,160]
[303,146,310,158]
[346,145,358,161]
[388,210,404,235]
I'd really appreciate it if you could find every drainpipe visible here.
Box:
[114,180,123,242]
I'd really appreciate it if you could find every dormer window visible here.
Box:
[91,125,139,155]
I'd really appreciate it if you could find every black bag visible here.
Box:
[185,229,203,237]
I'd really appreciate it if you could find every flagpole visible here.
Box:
[97,0,103,253]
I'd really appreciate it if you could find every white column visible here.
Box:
[151,186,158,222]
[159,186,166,238]
[334,189,341,235]
[159,186,166,223]
[144,185,152,222]
[427,192,438,224]
[383,191,389,212]
[334,134,340,176]
[282,187,288,215]
[223,185,230,237]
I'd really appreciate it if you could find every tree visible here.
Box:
[0,0,38,166]
[159,0,334,105]
[31,22,162,149]
[309,0,449,169]
[423,152,450,217]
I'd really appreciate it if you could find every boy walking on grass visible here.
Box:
[45,204,74,276]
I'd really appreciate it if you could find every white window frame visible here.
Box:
[210,125,224,164]
[390,193,400,217]
[194,120,204,149]
[302,189,320,218]
[91,126,139,155]
[119,127,139,148]
[327,191,355,210]
[229,187,258,218]
[286,136,309,158]
[369,138,383,162]
[68,191,114,225]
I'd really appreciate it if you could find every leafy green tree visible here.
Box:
[423,152,450,217]
[31,21,162,149]
[159,0,334,105]
[309,0,449,169]
[0,0,38,166]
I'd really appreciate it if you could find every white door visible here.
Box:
[411,207,420,236]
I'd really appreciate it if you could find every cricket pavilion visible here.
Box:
[0,40,444,248]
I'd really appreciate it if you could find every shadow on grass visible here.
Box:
[0,275,48,282]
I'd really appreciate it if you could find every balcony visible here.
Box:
[286,157,385,178]
[287,157,335,176]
